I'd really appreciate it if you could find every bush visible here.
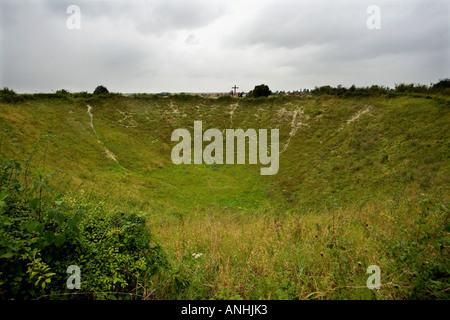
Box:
[251,84,271,98]
[431,79,450,95]
[72,91,91,99]
[93,85,109,95]
[0,87,23,103]
[0,160,168,299]
[55,89,70,96]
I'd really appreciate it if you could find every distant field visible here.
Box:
[0,92,449,299]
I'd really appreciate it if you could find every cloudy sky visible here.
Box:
[1,0,449,93]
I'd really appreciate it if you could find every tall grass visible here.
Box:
[149,193,449,300]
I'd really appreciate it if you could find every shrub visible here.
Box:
[252,84,271,98]
[0,87,23,103]
[431,79,450,95]
[55,89,70,96]
[93,85,109,95]
[71,91,91,99]
[0,160,168,299]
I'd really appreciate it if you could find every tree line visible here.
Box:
[1,79,449,103]
[310,79,450,96]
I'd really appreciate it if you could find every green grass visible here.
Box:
[0,92,449,299]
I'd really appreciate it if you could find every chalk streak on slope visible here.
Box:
[281,108,307,154]
[338,106,371,132]
[87,104,118,162]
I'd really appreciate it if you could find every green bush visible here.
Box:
[55,89,70,96]
[72,91,91,99]
[251,84,271,98]
[93,85,109,95]
[0,160,168,299]
[0,87,24,103]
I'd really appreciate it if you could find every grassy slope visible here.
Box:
[0,93,449,299]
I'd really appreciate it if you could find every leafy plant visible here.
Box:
[0,159,168,299]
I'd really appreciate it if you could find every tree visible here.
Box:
[252,84,271,98]
[93,85,109,95]
[0,87,20,103]
[431,78,450,91]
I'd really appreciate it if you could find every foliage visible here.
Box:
[0,160,167,299]
[93,85,109,95]
[311,81,450,97]
[249,84,272,98]
[431,79,450,94]
[72,91,91,99]
[55,89,70,96]
[0,87,24,103]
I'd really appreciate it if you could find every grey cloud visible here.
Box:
[226,1,366,49]
[0,0,448,93]
[40,0,227,36]
[1,1,156,92]
[227,0,448,57]
[224,0,449,87]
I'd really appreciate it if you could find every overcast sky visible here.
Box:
[1,0,449,93]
